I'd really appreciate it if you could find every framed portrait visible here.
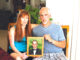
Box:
[27,37,44,57]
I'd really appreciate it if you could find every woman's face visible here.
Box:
[21,15,28,26]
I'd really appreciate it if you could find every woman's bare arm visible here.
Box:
[9,27,22,55]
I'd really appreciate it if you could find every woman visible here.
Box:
[8,11,33,60]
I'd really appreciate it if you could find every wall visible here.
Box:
[30,0,40,8]
[0,0,7,10]
[7,0,14,13]
[46,0,75,60]
[0,0,14,13]
[46,0,80,60]
[72,0,80,60]
[0,30,8,52]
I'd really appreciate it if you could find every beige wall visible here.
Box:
[0,0,7,10]
[0,30,8,52]
[30,0,40,8]
[0,0,41,12]
[25,0,30,4]
[0,0,14,13]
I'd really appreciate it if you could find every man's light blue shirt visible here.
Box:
[32,23,65,53]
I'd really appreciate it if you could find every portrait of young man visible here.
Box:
[29,40,41,55]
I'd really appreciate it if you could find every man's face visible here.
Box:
[32,41,38,49]
[40,9,51,24]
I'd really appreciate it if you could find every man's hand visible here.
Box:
[44,34,53,43]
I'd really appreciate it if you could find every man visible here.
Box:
[32,7,67,60]
[29,40,41,55]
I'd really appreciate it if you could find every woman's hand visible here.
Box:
[19,52,28,60]
[22,53,28,59]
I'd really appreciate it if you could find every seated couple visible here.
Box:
[8,7,67,60]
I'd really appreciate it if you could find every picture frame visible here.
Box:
[62,25,69,58]
[27,37,44,57]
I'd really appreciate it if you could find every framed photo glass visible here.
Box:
[27,37,44,57]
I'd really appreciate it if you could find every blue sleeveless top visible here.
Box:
[9,26,27,52]
[9,37,27,52]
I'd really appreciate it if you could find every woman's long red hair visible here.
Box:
[15,11,32,41]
